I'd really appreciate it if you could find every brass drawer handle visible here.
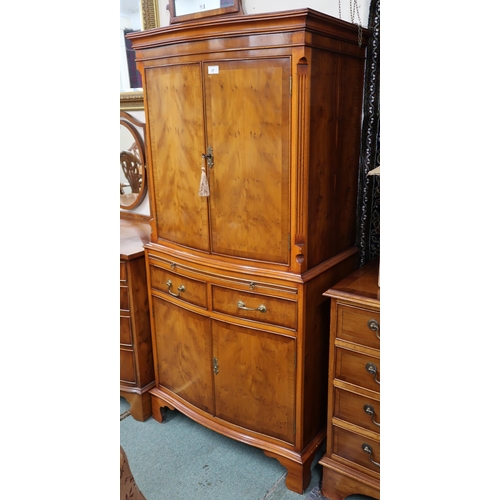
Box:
[367,319,380,339]
[365,362,380,385]
[361,443,380,467]
[237,300,267,313]
[166,279,186,298]
[363,404,380,427]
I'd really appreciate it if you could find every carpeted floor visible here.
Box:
[120,397,373,500]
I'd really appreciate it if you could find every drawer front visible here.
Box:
[120,316,133,346]
[332,426,380,473]
[120,349,136,384]
[120,285,130,311]
[212,285,297,330]
[335,348,380,393]
[337,304,380,349]
[120,261,127,282]
[333,388,380,433]
[149,265,207,308]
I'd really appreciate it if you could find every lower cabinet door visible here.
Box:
[212,320,296,444]
[152,296,214,414]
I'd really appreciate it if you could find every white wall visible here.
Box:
[158,0,371,27]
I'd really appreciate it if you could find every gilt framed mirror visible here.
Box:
[120,0,159,110]
[168,0,242,24]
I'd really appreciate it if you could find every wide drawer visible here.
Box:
[333,388,380,433]
[336,304,380,349]
[212,285,297,330]
[335,348,380,393]
[120,285,130,311]
[332,426,380,473]
[120,349,136,384]
[149,264,208,308]
[120,316,133,346]
[120,261,127,282]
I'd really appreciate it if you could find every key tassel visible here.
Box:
[198,165,210,197]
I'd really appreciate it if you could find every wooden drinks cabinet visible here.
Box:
[320,259,380,499]
[128,9,370,493]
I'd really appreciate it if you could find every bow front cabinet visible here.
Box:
[128,9,369,493]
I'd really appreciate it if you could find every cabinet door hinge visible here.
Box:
[288,233,291,251]
[213,357,219,375]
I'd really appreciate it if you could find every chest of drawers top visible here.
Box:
[120,218,151,260]
[323,258,379,307]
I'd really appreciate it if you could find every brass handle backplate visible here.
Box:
[166,279,185,298]
[202,145,214,169]
[367,319,380,339]
[365,362,380,385]
[362,443,380,467]
[363,404,380,427]
[237,300,266,313]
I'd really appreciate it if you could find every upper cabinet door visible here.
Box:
[145,63,211,252]
[204,58,291,265]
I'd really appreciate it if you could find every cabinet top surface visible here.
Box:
[324,258,380,303]
[120,218,151,259]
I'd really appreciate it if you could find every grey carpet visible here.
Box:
[120,397,374,500]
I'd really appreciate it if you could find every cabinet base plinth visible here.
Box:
[120,389,152,422]
[319,456,380,500]
[150,389,321,494]
[263,449,314,494]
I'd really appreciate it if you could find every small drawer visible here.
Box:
[120,316,133,346]
[212,285,297,330]
[149,265,207,308]
[120,261,127,282]
[332,426,380,473]
[120,349,136,384]
[335,348,380,393]
[337,304,380,349]
[120,285,130,311]
[333,388,380,433]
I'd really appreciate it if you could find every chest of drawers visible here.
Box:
[319,259,380,500]
[120,218,155,421]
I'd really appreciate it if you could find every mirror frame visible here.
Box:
[120,0,159,111]
[120,111,148,211]
[168,0,242,24]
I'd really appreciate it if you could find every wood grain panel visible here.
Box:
[120,285,129,311]
[120,316,133,346]
[212,285,297,330]
[152,296,214,414]
[332,427,380,473]
[337,304,380,349]
[334,348,380,393]
[120,349,136,384]
[333,388,380,433]
[149,264,207,308]
[212,320,296,443]
[204,58,290,264]
[145,63,210,251]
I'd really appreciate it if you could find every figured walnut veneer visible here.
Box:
[128,9,370,493]
[320,259,380,500]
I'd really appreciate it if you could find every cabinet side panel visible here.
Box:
[152,296,214,414]
[302,254,358,446]
[145,64,210,252]
[307,50,365,267]
[205,58,291,264]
